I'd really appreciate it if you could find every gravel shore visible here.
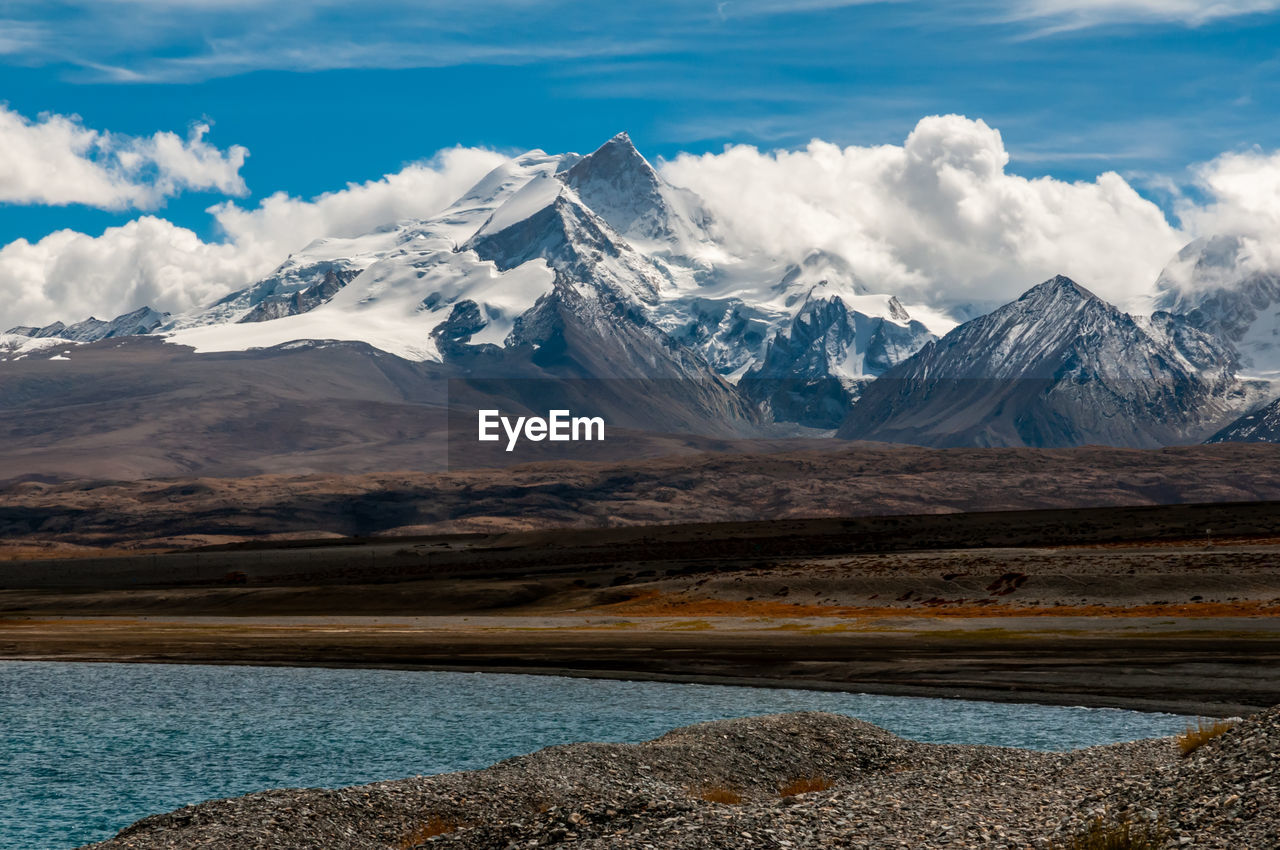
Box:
[82,706,1278,850]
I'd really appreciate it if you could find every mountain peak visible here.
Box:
[564,132,658,189]
[560,132,712,247]
[601,130,640,153]
[1018,275,1097,304]
[838,270,1243,448]
[558,132,670,238]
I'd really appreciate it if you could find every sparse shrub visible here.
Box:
[398,815,460,848]
[688,783,744,804]
[778,775,834,797]
[1060,816,1168,850]
[1177,717,1235,757]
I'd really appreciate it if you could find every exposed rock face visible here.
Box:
[838,275,1250,448]
[5,306,168,342]
[740,294,933,429]
[465,177,666,305]
[560,130,711,246]
[181,260,361,327]
[457,147,759,434]
[238,267,358,323]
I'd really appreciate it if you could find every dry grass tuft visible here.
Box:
[398,815,461,848]
[688,783,744,805]
[778,775,834,797]
[1060,816,1167,849]
[1177,717,1235,757]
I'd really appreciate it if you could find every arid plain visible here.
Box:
[3,444,1279,718]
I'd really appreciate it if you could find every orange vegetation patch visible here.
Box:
[688,784,744,805]
[778,775,835,797]
[398,815,461,848]
[586,592,1280,619]
[1178,718,1236,757]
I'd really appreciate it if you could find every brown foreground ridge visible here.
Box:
[3,500,1280,716]
[3,442,1280,554]
[81,706,1280,850]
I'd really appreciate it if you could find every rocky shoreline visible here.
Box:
[82,706,1278,850]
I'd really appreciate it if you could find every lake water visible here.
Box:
[1,661,1195,849]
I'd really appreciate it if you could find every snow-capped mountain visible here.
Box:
[158,139,773,434]
[130,133,941,432]
[837,275,1252,448]
[1154,235,1280,382]
[162,150,574,358]
[11,133,1276,452]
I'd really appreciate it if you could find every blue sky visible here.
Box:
[2,0,1279,245]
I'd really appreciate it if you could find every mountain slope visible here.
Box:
[0,336,453,480]
[837,276,1248,448]
[0,335,770,481]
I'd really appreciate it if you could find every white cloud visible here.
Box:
[1169,147,1280,276]
[0,218,254,330]
[1179,148,1280,238]
[660,114,1186,311]
[208,146,509,257]
[10,115,1280,333]
[0,146,506,328]
[0,106,248,209]
[1001,0,1280,31]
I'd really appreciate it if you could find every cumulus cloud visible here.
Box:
[1178,148,1280,248]
[0,106,248,209]
[208,146,508,259]
[1143,146,1280,292]
[11,115,1280,332]
[0,146,507,328]
[0,218,256,330]
[661,115,1186,311]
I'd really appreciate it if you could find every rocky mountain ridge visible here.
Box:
[6,134,1280,448]
[837,276,1257,447]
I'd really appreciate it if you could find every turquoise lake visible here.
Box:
[0,661,1195,849]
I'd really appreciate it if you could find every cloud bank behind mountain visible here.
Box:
[5,112,1280,329]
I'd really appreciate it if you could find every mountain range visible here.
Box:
[3,132,1280,478]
